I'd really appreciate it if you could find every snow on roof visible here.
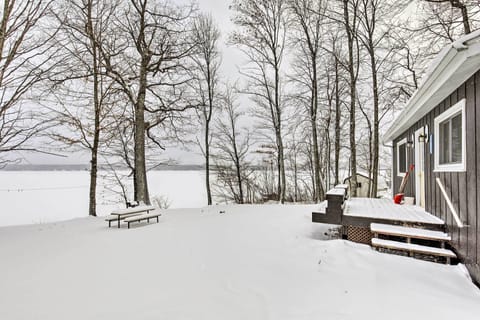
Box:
[384,29,480,142]
[342,171,389,189]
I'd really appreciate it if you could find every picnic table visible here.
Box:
[109,205,156,228]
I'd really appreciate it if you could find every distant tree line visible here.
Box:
[0,0,479,214]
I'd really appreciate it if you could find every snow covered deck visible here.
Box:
[344,198,444,225]
[313,197,445,230]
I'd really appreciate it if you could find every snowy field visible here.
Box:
[0,170,207,226]
[1,204,479,320]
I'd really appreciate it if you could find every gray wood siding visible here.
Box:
[392,70,480,280]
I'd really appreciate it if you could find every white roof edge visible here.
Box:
[384,30,480,142]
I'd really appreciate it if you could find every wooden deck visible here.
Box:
[312,197,445,230]
[344,198,444,225]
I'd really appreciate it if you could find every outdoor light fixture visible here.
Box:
[407,134,414,148]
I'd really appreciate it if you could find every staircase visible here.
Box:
[370,223,456,264]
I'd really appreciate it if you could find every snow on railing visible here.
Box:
[435,178,464,228]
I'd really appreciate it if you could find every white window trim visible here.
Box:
[434,99,466,172]
[397,138,407,177]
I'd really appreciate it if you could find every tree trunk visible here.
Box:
[87,0,98,217]
[277,131,286,204]
[311,60,322,202]
[134,62,150,205]
[448,0,471,34]
[311,120,322,201]
[370,44,379,198]
[205,120,212,205]
[275,60,285,204]
[334,54,341,186]
[205,57,214,206]
[232,137,244,204]
[344,0,357,197]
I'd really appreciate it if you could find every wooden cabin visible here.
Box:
[384,30,480,283]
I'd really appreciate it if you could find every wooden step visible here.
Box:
[371,238,456,258]
[370,223,451,241]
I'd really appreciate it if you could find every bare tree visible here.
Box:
[356,0,384,197]
[342,0,360,197]
[213,83,251,204]
[97,0,197,204]
[422,0,478,35]
[331,34,346,186]
[288,0,327,202]
[49,0,119,216]
[230,0,288,203]
[191,13,221,206]
[0,0,58,166]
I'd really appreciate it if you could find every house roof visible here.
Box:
[384,30,480,142]
[342,172,389,189]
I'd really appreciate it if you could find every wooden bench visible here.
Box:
[370,223,456,263]
[108,205,156,228]
[124,212,161,229]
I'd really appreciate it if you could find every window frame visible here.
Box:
[397,138,407,177]
[434,99,466,172]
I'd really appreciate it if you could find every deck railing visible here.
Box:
[435,177,464,228]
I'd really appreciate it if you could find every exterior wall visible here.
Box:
[392,70,480,283]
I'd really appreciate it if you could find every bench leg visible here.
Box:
[128,221,130,229]
[157,216,159,223]
[118,217,121,228]
[108,221,111,228]
[147,218,150,223]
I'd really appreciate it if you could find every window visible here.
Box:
[397,138,407,177]
[434,99,466,172]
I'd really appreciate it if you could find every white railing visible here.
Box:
[435,177,464,228]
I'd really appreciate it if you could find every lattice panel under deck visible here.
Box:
[346,226,372,245]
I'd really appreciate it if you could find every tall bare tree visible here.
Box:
[357,0,380,197]
[213,83,251,204]
[192,13,221,206]
[49,0,119,216]
[342,0,360,197]
[230,0,288,203]
[0,0,57,166]
[97,0,197,204]
[288,0,327,202]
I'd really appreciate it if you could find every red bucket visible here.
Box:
[393,193,404,204]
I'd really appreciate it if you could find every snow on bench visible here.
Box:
[371,238,456,262]
[124,212,161,229]
[370,223,451,242]
[111,205,156,215]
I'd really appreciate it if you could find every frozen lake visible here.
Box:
[0,170,207,226]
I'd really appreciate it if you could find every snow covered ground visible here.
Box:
[1,204,479,320]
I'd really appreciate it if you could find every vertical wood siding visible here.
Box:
[392,71,480,280]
